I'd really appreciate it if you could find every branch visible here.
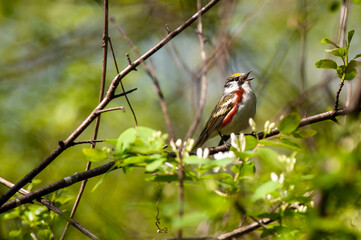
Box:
[61,0,110,238]
[185,0,208,141]
[216,217,276,240]
[96,106,125,114]
[110,17,175,139]
[0,177,98,240]
[0,162,118,213]
[208,106,360,154]
[0,0,221,207]
[112,87,138,98]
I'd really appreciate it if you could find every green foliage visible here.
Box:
[315,30,361,81]
[2,181,73,240]
[278,113,302,135]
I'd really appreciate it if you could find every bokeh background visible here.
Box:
[0,0,361,239]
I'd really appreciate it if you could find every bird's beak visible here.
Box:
[244,71,254,81]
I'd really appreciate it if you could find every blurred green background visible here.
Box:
[0,0,361,239]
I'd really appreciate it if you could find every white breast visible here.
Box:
[221,82,256,135]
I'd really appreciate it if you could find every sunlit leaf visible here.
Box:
[82,148,107,162]
[278,113,301,135]
[251,181,281,202]
[183,156,211,165]
[326,48,348,57]
[145,158,166,172]
[257,148,282,169]
[321,38,337,46]
[347,30,355,46]
[293,129,317,138]
[116,128,136,154]
[315,59,337,69]
[245,135,258,150]
[259,139,301,152]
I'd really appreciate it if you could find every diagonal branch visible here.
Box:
[0,0,221,207]
[0,162,118,213]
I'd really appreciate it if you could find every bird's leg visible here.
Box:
[218,131,230,147]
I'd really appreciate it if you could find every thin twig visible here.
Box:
[217,218,276,240]
[110,17,174,139]
[334,0,351,110]
[177,146,184,240]
[0,0,221,207]
[109,38,138,126]
[112,87,137,98]
[97,106,125,114]
[70,139,107,146]
[0,177,99,240]
[60,1,110,239]
[185,0,208,141]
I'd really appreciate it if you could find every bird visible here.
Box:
[193,71,256,149]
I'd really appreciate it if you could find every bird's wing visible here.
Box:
[193,92,237,149]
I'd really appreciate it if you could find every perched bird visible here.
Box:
[193,71,256,149]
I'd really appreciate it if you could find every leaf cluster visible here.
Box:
[315,30,361,81]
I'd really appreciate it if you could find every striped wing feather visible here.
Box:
[193,92,236,149]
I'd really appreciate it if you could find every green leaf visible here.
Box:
[183,156,211,165]
[321,38,337,46]
[146,158,166,172]
[347,30,355,46]
[245,135,258,150]
[344,68,358,80]
[82,148,107,162]
[278,113,301,134]
[122,155,150,165]
[293,129,317,138]
[353,53,361,59]
[257,148,282,169]
[251,181,281,202]
[326,48,348,57]
[259,139,301,152]
[233,150,258,159]
[104,139,117,145]
[344,61,359,80]
[337,65,345,79]
[116,128,136,154]
[315,59,337,69]
[231,161,256,178]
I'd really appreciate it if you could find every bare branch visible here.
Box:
[96,106,125,114]
[0,0,221,206]
[217,218,276,240]
[0,177,99,240]
[113,87,137,98]
[110,17,175,139]
[185,0,208,141]
[0,162,117,213]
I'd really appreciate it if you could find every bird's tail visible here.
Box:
[192,130,209,150]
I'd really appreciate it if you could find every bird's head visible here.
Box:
[224,71,254,93]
